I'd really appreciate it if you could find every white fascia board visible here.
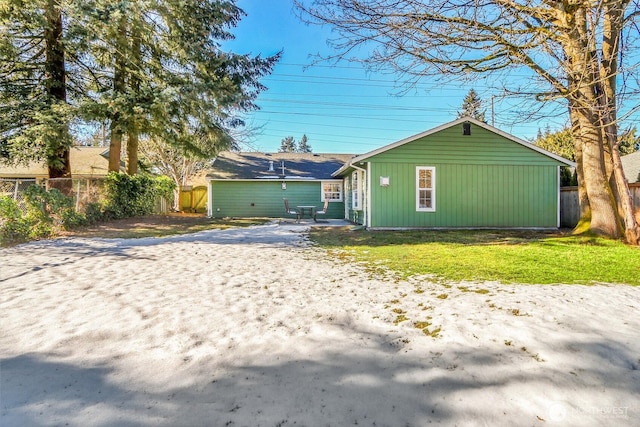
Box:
[337,116,576,168]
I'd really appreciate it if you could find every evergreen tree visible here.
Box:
[534,127,577,186]
[619,126,640,154]
[81,0,280,173]
[535,126,638,161]
[297,134,312,153]
[0,0,81,178]
[279,136,296,153]
[534,127,575,161]
[1,0,279,178]
[457,89,485,122]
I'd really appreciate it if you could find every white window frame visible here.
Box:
[351,170,363,210]
[321,181,343,202]
[416,166,436,212]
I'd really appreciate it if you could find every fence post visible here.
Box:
[14,179,20,200]
[76,180,81,211]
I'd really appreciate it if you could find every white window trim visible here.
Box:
[321,181,343,202]
[416,166,436,212]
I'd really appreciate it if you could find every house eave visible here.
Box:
[206,177,342,182]
[335,116,575,169]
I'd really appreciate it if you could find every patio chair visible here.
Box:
[283,198,301,223]
[314,198,329,221]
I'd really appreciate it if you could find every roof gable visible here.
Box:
[333,117,574,176]
[207,152,354,180]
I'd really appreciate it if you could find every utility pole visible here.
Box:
[491,95,495,126]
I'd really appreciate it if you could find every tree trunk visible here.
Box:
[44,0,71,180]
[599,0,640,244]
[126,21,141,175]
[569,108,591,234]
[126,124,139,175]
[574,107,621,238]
[109,15,127,173]
[563,5,622,239]
[109,125,123,173]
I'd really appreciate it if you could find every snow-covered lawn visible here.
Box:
[1,223,638,426]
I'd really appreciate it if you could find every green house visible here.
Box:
[207,118,574,228]
[206,152,353,219]
[334,117,574,229]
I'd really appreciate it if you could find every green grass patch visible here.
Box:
[309,228,640,285]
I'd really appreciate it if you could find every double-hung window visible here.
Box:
[351,170,362,210]
[321,181,342,202]
[416,167,436,212]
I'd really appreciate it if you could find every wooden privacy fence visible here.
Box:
[180,185,207,213]
[560,183,640,228]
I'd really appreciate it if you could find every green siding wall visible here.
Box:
[210,180,344,218]
[370,163,558,228]
[355,123,563,228]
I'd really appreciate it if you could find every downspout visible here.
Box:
[557,166,561,228]
[207,157,218,218]
[206,177,213,218]
[351,163,368,228]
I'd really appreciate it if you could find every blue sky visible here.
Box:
[224,0,637,154]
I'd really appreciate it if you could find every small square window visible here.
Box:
[321,181,342,202]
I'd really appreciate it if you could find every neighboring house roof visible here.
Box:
[621,150,640,183]
[0,146,110,179]
[207,152,355,180]
[333,116,575,176]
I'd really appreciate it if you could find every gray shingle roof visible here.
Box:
[206,152,355,180]
[621,150,640,183]
[0,146,111,178]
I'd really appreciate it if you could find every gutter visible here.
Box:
[350,163,369,228]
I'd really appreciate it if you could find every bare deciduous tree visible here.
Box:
[139,137,210,212]
[296,0,640,244]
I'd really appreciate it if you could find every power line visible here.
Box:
[276,62,546,80]
[250,110,439,122]
[243,117,430,133]
[259,91,437,99]
[259,127,395,142]
[257,132,383,146]
[257,98,458,112]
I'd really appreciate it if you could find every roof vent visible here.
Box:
[463,122,471,135]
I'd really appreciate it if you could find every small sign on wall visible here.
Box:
[380,176,390,187]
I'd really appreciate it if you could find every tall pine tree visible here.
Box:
[298,134,312,153]
[80,0,280,173]
[457,89,486,122]
[0,0,79,178]
[2,0,280,177]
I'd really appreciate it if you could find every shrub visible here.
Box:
[102,172,174,219]
[560,166,578,186]
[0,196,30,244]
[84,202,104,224]
[1,174,176,245]
[154,175,175,201]
[22,185,86,238]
